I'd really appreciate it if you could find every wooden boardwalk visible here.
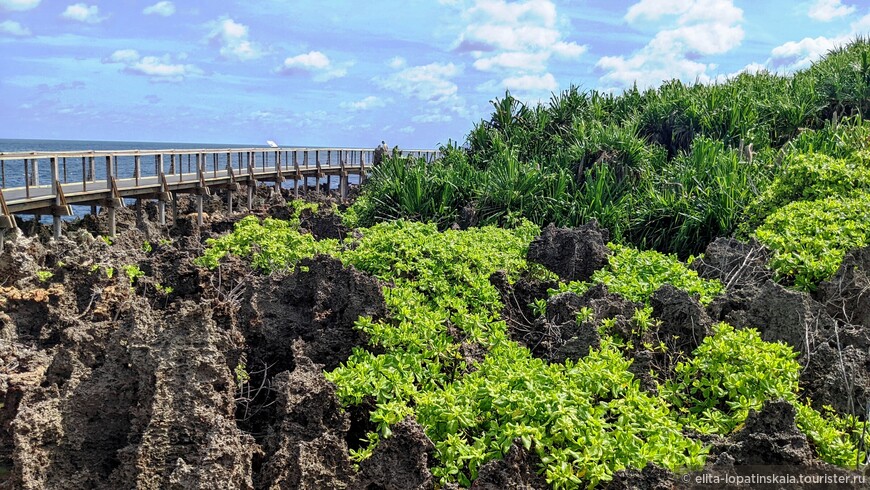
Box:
[0,146,437,244]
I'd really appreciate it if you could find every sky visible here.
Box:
[0,0,869,148]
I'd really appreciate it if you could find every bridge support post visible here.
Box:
[247,183,254,210]
[227,189,233,214]
[158,200,166,226]
[108,207,116,238]
[52,216,61,240]
[340,173,348,201]
[0,229,4,253]
[197,195,204,227]
[172,192,179,224]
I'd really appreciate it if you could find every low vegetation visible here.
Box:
[199,214,868,488]
[190,38,870,488]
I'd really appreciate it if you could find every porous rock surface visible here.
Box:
[0,202,437,490]
[527,221,610,282]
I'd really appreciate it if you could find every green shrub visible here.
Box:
[554,243,723,306]
[749,152,870,223]
[663,323,866,466]
[664,323,800,434]
[754,193,870,290]
[195,215,339,271]
[415,339,707,487]
[629,137,771,258]
[198,215,867,487]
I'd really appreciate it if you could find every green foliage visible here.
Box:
[348,39,870,258]
[36,269,53,282]
[664,323,800,434]
[122,264,145,284]
[629,137,773,257]
[755,193,870,290]
[749,152,870,223]
[415,339,707,487]
[99,235,113,246]
[142,241,153,253]
[234,360,250,386]
[287,200,319,228]
[328,221,711,487]
[804,37,870,120]
[198,214,867,487]
[663,323,867,466]
[195,215,339,272]
[555,243,723,306]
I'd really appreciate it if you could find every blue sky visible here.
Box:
[1,0,868,148]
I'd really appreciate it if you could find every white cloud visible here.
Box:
[208,18,263,61]
[503,72,557,92]
[283,51,330,70]
[808,0,855,21]
[625,0,690,23]
[278,51,349,81]
[597,0,744,89]
[62,3,104,23]
[388,56,406,69]
[108,49,140,63]
[398,126,416,134]
[473,51,549,72]
[412,111,453,123]
[143,1,175,17]
[377,62,462,105]
[340,96,389,111]
[0,0,39,11]
[551,41,587,58]
[756,11,868,74]
[450,0,585,98]
[0,20,31,36]
[104,49,201,82]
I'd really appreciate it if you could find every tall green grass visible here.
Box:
[350,37,870,259]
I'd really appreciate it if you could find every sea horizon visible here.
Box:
[0,138,262,154]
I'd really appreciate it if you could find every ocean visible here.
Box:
[0,138,257,154]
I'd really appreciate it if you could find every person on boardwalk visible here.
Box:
[373,140,388,166]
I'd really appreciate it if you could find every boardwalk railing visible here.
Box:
[0,147,438,243]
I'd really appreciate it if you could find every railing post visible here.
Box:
[247,151,255,210]
[157,153,166,226]
[340,151,348,201]
[293,151,300,198]
[106,155,113,190]
[50,156,61,239]
[30,158,39,186]
[134,154,141,186]
[106,154,116,237]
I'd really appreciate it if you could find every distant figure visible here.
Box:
[373,140,388,165]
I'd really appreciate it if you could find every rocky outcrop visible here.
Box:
[690,238,771,290]
[471,442,547,490]
[527,222,610,282]
[243,255,386,372]
[817,246,870,329]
